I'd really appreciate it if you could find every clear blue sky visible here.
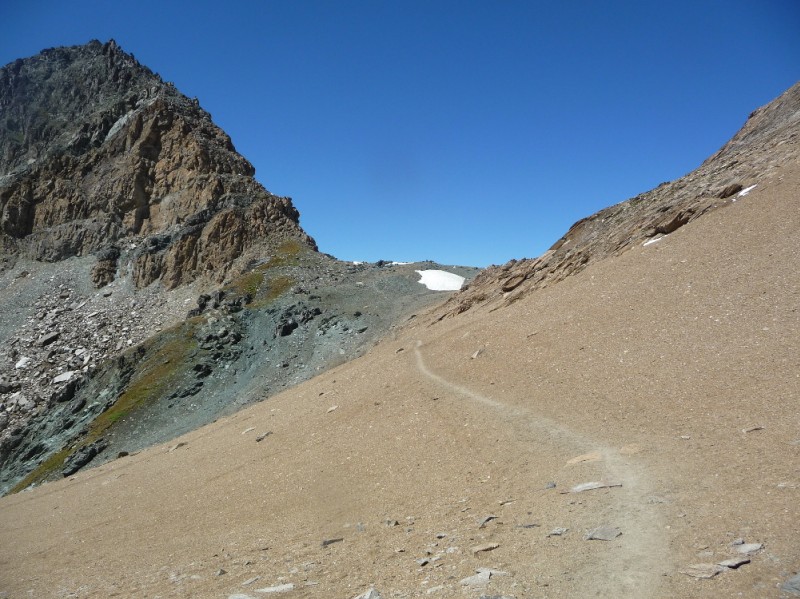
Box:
[1,1,798,266]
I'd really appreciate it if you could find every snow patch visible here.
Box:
[643,236,664,247]
[737,184,757,197]
[416,270,465,291]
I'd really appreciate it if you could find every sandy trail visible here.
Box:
[414,339,669,597]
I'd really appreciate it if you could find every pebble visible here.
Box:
[585,526,622,541]
[471,542,500,555]
[547,527,568,537]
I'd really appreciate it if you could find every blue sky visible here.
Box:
[1,1,798,266]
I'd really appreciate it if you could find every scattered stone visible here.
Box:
[385,519,399,527]
[254,583,294,593]
[545,481,557,489]
[547,527,568,537]
[241,427,255,434]
[480,596,516,599]
[566,481,622,493]
[566,451,601,465]
[782,573,800,596]
[460,568,509,587]
[242,576,261,586]
[229,595,255,599]
[471,349,483,359]
[679,564,726,579]
[515,523,539,529]
[321,537,344,547]
[51,370,76,384]
[435,532,447,539]
[735,543,763,554]
[471,543,500,555]
[585,526,622,541]
[327,405,338,413]
[478,515,497,528]
[14,357,31,369]
[216,568,227,576]
[742,426,764,433]
[168,442,188,452]
[416,558,430,566]
[718,557,750,569]
[352,589,382,599]
[460,571,491,587]
[37,331,60,347]
[256,432,272,442]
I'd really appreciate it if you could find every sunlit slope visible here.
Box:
[1,167,798,598]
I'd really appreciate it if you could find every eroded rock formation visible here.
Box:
[0,39,315,288]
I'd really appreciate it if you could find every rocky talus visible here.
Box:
[436,82,800,319]
[0,39,315,289]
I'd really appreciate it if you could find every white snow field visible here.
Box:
[415,269,465,291]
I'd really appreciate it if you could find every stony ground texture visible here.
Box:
[0,162,797,598]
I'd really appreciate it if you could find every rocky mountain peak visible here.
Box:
[0,40,316,289]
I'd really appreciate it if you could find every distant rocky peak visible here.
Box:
[0,40,316,289]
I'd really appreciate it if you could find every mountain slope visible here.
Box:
[0,85,798,597]
[439,82,800,319]
[0,42,478,496]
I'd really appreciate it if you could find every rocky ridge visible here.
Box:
[437,82,800,319]
[0,39,315,289]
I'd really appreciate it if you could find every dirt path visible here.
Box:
[414,339,670,597]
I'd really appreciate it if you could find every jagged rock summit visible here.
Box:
[0,39,315,289]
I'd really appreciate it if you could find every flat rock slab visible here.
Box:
[460,568,509,587]
[679,563,726,579]
[565,481,622,493]
[52,370,76,384]
[585,526,622,541]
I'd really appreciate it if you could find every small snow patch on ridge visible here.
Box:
[737,184,757,197]
[416,270,465,291]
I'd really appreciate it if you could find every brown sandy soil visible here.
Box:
[0,166,798,598]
